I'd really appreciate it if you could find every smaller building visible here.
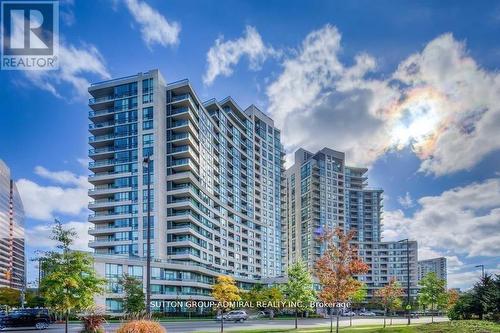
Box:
[92,254,256,314]
[418,257,447,286]
[357,240,419,299]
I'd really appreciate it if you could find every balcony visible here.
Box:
[89,108,116,119]
[88,226,132,235]
[170,107,199,125]
[88,199,134,210]
[88,158,136,171]
[89,145,137,158]
[168,145,198,160]
[89,91,137,106]
[89,132,137,146]
[170,133,199,152]
[88,171,133,185]
[88,239,133,248]
[88,212,136,222]
[88,185,133,196]
[170,158,198,172]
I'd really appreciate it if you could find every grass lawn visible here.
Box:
[208,321,500,333]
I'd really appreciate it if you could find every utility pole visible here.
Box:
[398,239,411,325]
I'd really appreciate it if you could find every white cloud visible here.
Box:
[26,220,92,251]
[124,0,180,49]
[267,25,500,175]
[16,166,89,221]
[23,42,110,100]
[203,26,279,85]
[383,178,500,258]
[397,192,414,208]
[448,266,500,291]
[34,166,88,188]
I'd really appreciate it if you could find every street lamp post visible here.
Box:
[398,239,411,325]
[475,265,485,278]
[143,156,152,317]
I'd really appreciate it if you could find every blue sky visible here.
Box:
[1,0,499,289]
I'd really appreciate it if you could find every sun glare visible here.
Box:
[390,90,445,153]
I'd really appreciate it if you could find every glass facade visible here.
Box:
[0,160,25,290]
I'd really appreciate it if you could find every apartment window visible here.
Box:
[106,299,123,312]
[127,266,143,278]
[142,78,154,93]
[105,263,123,278]
[143,106,153,120]
[143,134,154,146]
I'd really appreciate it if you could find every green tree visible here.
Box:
[375,278,404,328]
[39,220,106,333]
[25,290,46,308]
[348,284,367,327]
[119,275,145,317]
[242,284,283,318]
[471,274,500,321]
[211,275,241,333]
[418,272,447,323]
[0,287,21,307]
[282,260,316,330]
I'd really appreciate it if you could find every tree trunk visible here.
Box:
[220,309,224,333]
[349,313,352,327]
[383,309,386,328]
[330,308,333,333]
[336,308,340,333]
[295,308,298,329]
[390,314,393,325]
[65,311,69,333]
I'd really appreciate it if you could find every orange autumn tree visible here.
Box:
[314,227,369,333]
[374,277,404,328]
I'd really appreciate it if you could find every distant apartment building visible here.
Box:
[284,148,418,299]
[87,70,284,312]
[418,257,447,286]
[0,160,25,290]
[358,240,419,298]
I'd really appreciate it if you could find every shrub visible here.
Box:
[116,320,166,333]
[79,306,106,333]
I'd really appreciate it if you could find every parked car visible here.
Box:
[216,310,248,322]
[358,311,376,316]
[0,309,51,330]
[342,311,357,317]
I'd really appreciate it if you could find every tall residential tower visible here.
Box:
[284,148,383,267]
[284,148,418,298]
[87,70,284,312]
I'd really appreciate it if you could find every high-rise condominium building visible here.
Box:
[0,160,25,290]
[87,70,284,312]
[284,148,383,268]
[284,148,419,299]
[418,257,447,286]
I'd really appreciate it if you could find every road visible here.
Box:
[3,316,448,332]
